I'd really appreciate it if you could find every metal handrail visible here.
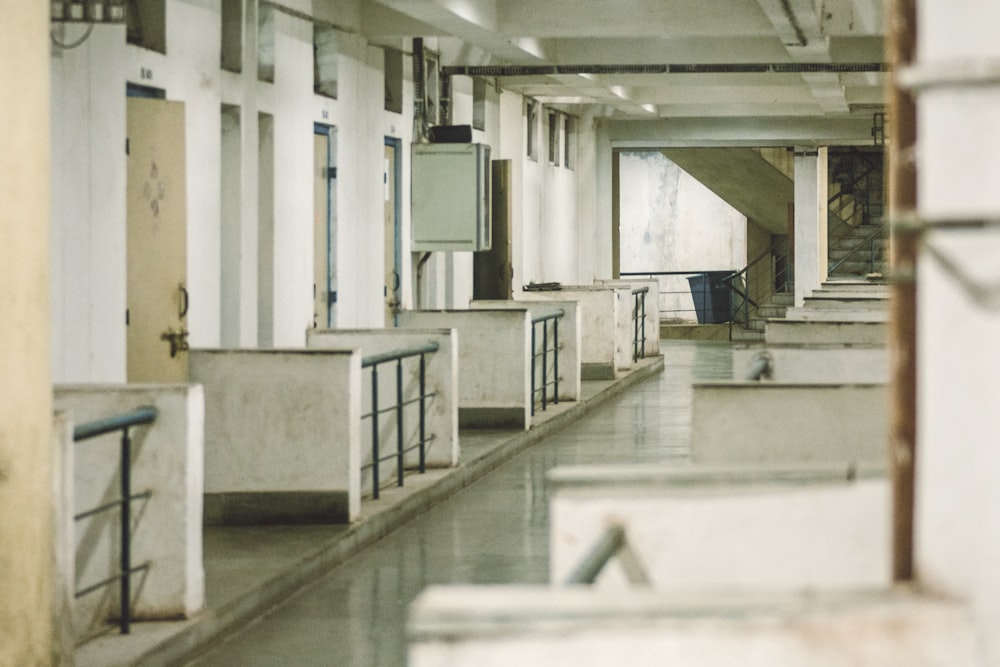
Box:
[361,342,440,499]
[564,523,650,586]
[565,524,626,584]
[722,236,792,340]
[73,406,158,635]
[631,287,648,362]
[828,221,886,276]
[531,310,564,415]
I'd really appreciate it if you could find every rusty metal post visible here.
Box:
[887,0,919,582]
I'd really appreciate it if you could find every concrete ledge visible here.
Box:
[581,363,616,380]
[691,381,887,466]
[459,407,526,430]
[204,491,351,526]
[408,586,977,666]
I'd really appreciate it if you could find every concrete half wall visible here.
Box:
[514,287,627,379]
[191,349,361,524]
[548,465,891,592]
[54,384,205,636]
[307,328,460,495]
[470,300,582,402]
[408,587,976,666]
[691,381,887,467]
[397,310,531,429]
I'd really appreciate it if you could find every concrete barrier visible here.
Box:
[548,465,891,592]
[397,310,532,429]
[307,329,460,488]
[408,586,976,666]
[54,384,205,637]
[515,286,631,379]
[594,279,661,358]
[732,345,888,383]
[470,300,581,402]
[691,381,887,466]
[765,319,887,345]
[190,349,361,525]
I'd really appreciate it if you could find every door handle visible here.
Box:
[160,326,190,358]
[179,284,189,318]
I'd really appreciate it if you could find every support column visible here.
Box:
[0,3,55,665]
[793,147,828,306]
[910,1,1000,663]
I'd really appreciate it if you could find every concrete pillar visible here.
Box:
[0,3,55,665]
[911,1,1000,663]
[793,147,828,306]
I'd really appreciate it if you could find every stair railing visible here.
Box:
[827,221,886,276]
[720,236,792,341]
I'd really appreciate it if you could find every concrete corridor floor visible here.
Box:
[179,341,733,666]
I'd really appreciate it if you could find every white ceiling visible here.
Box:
[363,0,887,127]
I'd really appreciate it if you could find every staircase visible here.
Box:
[731,291,792,343]
[828,223,889,278]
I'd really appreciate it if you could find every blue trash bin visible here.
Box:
[687,271,733,324]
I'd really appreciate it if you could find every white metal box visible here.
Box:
[411,143,491,251]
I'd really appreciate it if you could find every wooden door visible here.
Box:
[126,97,188,382]
[384,140,401,325]
[313,127,337,328]
[474,159,513,299]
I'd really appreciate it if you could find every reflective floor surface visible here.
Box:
[187,340,733,666]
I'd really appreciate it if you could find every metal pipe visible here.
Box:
[887,0,918,582]
[553,317,560,405]
[419,353,427,473]
[371,365,380,499]
[73,406,158,441]
[120,427,132,633]
[565,524,626,585]
[362,341,439,368]
[542,320,549,411]
[396,359,404,487]
[530,324,536,416]
[442,63,888,77]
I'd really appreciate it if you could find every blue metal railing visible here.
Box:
[361,342,439,499]
[530,310,564,415]
[631,286,649,362]
[73,406,157,635]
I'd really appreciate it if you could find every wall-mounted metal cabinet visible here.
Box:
[411,143,491,251]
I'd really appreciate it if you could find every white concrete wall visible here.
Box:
[53,384,205,636]
[913,3,1000,664]
[408,586,976,667]
[594,279,661,357]
[513,287,625,379]
[397,310,532,429]
[618,151,746,324]
[307,328,460,475]
[49,3,604,379]
[691,382,887,467]
[470,300,582,402]
[190,349,361,522]
[548,465,891,591]
[732,345,888,383]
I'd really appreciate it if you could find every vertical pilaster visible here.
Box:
[0,3,55,664]
[793,147,828,306]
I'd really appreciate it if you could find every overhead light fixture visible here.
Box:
[52,0,126,23]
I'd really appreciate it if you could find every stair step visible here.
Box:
[730,328,766,342]
[758,305,787,318]
[769,293,795,306]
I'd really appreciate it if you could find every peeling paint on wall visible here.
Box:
[618,151,746,322]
